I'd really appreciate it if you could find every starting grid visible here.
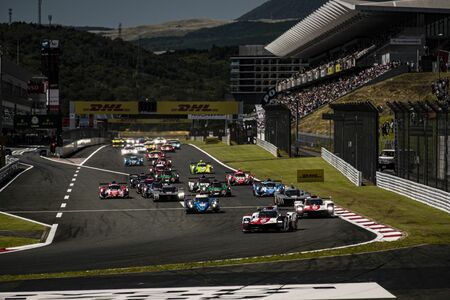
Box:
[0,283,396,299]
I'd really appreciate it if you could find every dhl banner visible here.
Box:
[75,101,139,115]
[157,101,239,115]
[335,64,342,73]
[327,66,335,75]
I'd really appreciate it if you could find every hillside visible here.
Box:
[96,19,232,41]
[0,23,234,116]
[138,20,298,51]
[238,0,327,21]
[298,72,441,135]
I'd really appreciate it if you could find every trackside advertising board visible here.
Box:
[75,101,139,115]
[157,101,239,115]
[297,169,324,183]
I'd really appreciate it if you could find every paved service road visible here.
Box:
[0,145,374,275]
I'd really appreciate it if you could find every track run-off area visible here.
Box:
[0,144,374,275]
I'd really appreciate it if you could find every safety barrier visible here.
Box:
[58,138,108,158]
[376,172,450,214]
[256,138,278,157]
[0,157,19,185]
[321,147,362,186]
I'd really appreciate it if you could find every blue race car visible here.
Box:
[184,194,220,214]
[252,179,284,197]
[124,155,144,166]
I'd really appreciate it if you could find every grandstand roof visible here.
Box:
[265,0,450,58]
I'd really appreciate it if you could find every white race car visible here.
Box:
[153,137,167,145]
[121,146,137,156]
[294,196,334,217]
[241,206,298,233]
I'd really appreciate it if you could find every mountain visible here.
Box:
[96,19,232,41]
[0,23,234,115]
[137,20,298,51]
[238,0,327,21]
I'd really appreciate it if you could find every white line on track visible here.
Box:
[0,163,34,193]
[67,189,72,193]
[64,195,70,200]
[40,155,129,176]
[60,203,66,208]
[69,183,74,187]
[55,212,63,218]
[74,174,78,177]
[77,167,81,170]
[80,145,108,166]
[71,178,76,182]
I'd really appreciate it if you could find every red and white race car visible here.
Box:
[146,150,165,161]
[294,196,334,217]
[99,182,129,199]
[151,157,172,168]
[241,206,298,233]
[149,163,170,175]
[226,170,254,185]
[160,144,175,152]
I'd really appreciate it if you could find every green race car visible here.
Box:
[201,180,231,197]
[189,160,214,174]
[155,169,180,183]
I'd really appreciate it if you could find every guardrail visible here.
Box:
[256,138,278,157]
[321,147,362,186]
[57,137,108,158]
[0,157,19,185]
[376,172,450,214]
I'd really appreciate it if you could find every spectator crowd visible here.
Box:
[277,63,394,119]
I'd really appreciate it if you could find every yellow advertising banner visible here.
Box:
[75,101,139,115]
[297,169,324,183]
[335,63,342,73]
[157,101,239,115]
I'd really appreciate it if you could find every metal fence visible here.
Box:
[321,147,362,186]
[377,171,450,214]
[58,138,108,158]
[256,138,278,157]
[298,132,333,150]
[0,157,19,186]
[388,101,450,192]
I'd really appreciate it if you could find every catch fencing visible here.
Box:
[376,172,450,214]
[256,138,278,157]
[0,157,19,185]
[321,147,362,186]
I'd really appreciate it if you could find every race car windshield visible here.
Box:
[212,182,223,187]
[197,163,206,167]
[285,190,300,196]
[109,185,120,190]
[264,183,276,187]
[162,171,172,175]
[258,211,277,218]
[163,187,176,193]
[381,151,395,157]
[306,199,323,205]
[153,182,163,188]
[235,173,246,177]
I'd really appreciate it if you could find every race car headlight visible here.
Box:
[296,206,304,213]
[178,192,185,198]
[188,200,194,208]
[327,205,334,213]
[277,220,283,223]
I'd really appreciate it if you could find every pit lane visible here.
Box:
[0,144,375,275]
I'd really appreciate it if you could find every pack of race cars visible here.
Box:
[102,137,334,233]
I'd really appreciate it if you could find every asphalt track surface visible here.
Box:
[0,145,373,275]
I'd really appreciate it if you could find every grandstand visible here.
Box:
[262,0,450,120]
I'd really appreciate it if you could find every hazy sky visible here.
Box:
[0,0,267,28]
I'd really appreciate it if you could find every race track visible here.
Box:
[0,144,374,275]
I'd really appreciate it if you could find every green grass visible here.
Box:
[0,213,47,248]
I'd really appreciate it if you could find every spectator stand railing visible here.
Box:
[256,138,278,157]
[321,147,362,186]
[376,172,450,214]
